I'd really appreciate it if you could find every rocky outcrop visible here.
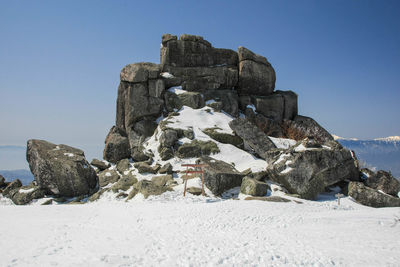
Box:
[10,184,46,205]
[199,156,244,196]
[282,115,333,143]
[27,140,98,197]
[266,140,359,200]
[98,170,120,187]
[237,46,276,96]
[2,179,22,198]
[103,126,131,163]
[229,118,276,159]
[0,175,5,188]
[127,180,170,199]
[348,182,400,208]
[365,170,400,197]
[90,159,110,171]
[240,177,269,196]
[177,140,220,158]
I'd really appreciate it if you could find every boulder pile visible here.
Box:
[2,33,398,207]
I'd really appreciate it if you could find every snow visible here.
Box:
[143,106,267,173]
[205,99,216,105]
[160,72,174,79]
[268,136,297,149]
[246,104,256,113]
[0,194,399,266]
[19,188,35,194]
[167,86,187,95]
[105,172,112,177]
[63,153,74,157]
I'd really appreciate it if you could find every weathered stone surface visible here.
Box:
[161,34,177,45]
[116,159,130,174]
[163,66,238,91]
[103,126,131,163]
[2,179,22,197]
[250,114,284,138]
[178,92,205,109]
[98,170,120,187]
[237,47,275,96]
[159,147,174,161]
[160,129,178,148]
[134,162,159,174]
[164,91,183,112]
[276,90,298,120]
[244,196,291,202]
[348,182,400,208]
[159,163,173,174]
[27,140,98,197]
[203,89,239,117]
[266,140,359,200]
[131,147,150,162]
[10,185,46,205]
[111,172,137,192]
[89,188,109,202]
[252,94,284,122]
[133,120,158,137]
[365,170,400,197]
[177,140,220,158]
[148,79,165,98]
[202,128,243,148]
[127,180,169,199]
[240,177,269,196]
[161,34,237,68]
[120,62,160,83]
[229,118,276,159]
[152,175,173,187]
[282,115,334,144]
[199,156,244,196]
[90,159,110,171]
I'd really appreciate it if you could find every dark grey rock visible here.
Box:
[103,126,131,163]
[282,115,334,144]
[250,114,284,138]
[131,147,150,162]
[202,128,243,148]
[203,89,239,117]
[148,79,165,98]
[276,90,298,120]
[229,118,276,159]
[177,140,220,158]
[27,140,98,197]
[252,94,284,122]
[120,62,160,83]
[187,187,203,196]
[90,159,110,171]
[133,120,158,137]
[159,129,178,148]
[0,175,5,188]
[348,182,400,208]
[134,162,159,174]
[10,185,46,205]
[199,156,245,196]
[98,170,120,187]
[244,196,291,202]
[365,170,400,197]
[178,92,205,109]
[240,177,269,196]
[266,140,359,200]
[159,147,174,161]
[164,91,183,112]
[237,47,275,96]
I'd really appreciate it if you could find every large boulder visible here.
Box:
[229,118,276,159]
[0,175,6,188]
[98,170,120,187]
[365,170,400,197]
[240,177,269,196]
[103,126,131,163]
[199,156,245,196]
[266,140,359,200]
[348,181,400,208]
[276,90,298,120]
[237,46,276,96]
[90,159,110,171]
[282,115,334,143]
[27,139,98,197]
[178,92,205,109]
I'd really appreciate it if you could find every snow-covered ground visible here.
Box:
[1,193,399,266]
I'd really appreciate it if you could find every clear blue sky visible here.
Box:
[1,0,399,162]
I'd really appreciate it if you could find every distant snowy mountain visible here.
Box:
[334,135,400,178]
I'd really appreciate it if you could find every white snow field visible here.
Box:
[1,193,400,267]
